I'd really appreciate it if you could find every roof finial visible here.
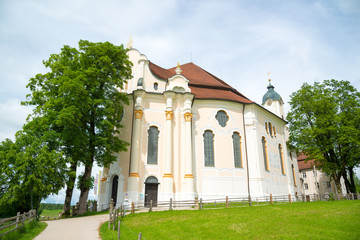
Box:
[127,35,133,49]
[267,72,271,83]
[175,62,182,75]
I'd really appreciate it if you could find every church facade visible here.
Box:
[97,47,301,209]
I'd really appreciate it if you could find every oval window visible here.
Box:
[215,110,228,127]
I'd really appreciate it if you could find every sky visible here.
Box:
[1,0,359,204]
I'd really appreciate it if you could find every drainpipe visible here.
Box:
[242,104,251,205]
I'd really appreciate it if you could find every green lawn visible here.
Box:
[40,209,62,219]
[100,200,360,240]
[1,221,47,240]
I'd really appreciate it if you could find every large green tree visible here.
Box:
[23,40,132,215]
[0,119,67,217]
[287,79,360,193]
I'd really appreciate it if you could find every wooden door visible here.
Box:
[144,183,158,207]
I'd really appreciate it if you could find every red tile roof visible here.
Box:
[297,153,316,170]
[148,62,253,104]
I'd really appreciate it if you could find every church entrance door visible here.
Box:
[144,176,159,207]
[111,175,118,207]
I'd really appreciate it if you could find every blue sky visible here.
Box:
[1,0,359,203]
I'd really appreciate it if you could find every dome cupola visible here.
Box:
[262,80,283,105]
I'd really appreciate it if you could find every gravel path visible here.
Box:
[34,214,108,240]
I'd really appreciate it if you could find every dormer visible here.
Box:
[165,63,191,93]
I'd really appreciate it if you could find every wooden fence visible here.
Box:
[0,209,37,238]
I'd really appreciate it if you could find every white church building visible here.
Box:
[97,47,301,209]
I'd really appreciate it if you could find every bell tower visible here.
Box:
[262,78,284,119]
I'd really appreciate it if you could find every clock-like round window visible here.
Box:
[215,110,229,127]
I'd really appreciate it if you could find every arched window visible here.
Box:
[265,122,268,133]
[278,144,285,175]
[203,130,214,167]
[273,126,276,136]
[232,132,242,168]
[147,126,159,164]
[262,137,269,171]
[153,82,158,90]
[268,122,273,136]
[292,164,297,187]
[215,110,228,127]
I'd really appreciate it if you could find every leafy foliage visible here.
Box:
[22,40,132,214]
[287,79,360,192]
[0,127,67,217]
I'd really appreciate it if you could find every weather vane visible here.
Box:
[127,35,133,49]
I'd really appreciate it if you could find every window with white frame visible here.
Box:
[204,130,215,167]
[147,126,159,164]
[232,132,242,168]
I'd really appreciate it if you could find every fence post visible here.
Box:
[16,212,20,228]
[256,198,258,205]
[270,194,273,205]
[351,193,354,200]
[214,200,216,207]
[226,196,229,208]
[170,198,173,211]
[200,198,203,210]
[249,196,252,206]
[108,208,112,229]
[288,194,292,203]
[131,202,135,214]
[112,208,116,231]
[138,232,142,240]
[22,212,25,229]
[195,197,199,210]
[149,200,153,212]
[118,220,121,240]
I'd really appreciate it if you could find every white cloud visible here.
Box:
[0,99,32,141]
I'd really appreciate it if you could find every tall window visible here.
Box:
[262,137,269,171]
[232,132,242,168]
[204,130,214,167]
[292,164,297,187]
[268,122,273,136]
[278,144,285,175]
[304,183,308,190]
[302,172,307,178]
[147,126,159,164]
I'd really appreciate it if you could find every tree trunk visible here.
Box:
[63,161,77,217]
[333,174,342,194]
[78,164,93,215]
[348,166,356,194]
[341,169,351,193]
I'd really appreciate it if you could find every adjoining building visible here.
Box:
[297,153,346,199]
[97,46,301,209]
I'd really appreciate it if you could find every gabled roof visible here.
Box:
[297,152,316,170]
[148,62,253,104]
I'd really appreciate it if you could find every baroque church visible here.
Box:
[97,46,301,209]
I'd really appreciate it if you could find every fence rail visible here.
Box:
[107,192,359,239]
[0,209,37,237]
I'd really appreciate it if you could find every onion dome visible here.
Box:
[262,80,283,104]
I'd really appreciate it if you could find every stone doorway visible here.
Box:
[111,175,118,207]
[144,176,159,207]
